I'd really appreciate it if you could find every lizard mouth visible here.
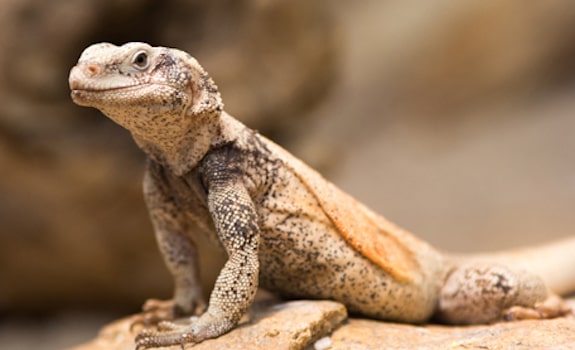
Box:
[69,81,146,93]
[69,80,161,106]
[68,63,150,104]
[70,85,142,106]
[71,85,136,92]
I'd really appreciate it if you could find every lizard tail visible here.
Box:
[449,235,575,296]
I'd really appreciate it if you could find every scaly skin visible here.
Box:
[69,42,574,349]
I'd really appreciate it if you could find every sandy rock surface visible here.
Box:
[73,299,575,350]
[329,318,575,350]
[73,300,347,350]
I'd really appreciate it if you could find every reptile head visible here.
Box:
[69,42,223,132]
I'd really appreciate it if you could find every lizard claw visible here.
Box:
[133,312,224,349]
[131,299,209,348]
[157,320,182,332]
[135,327,196,350]
[130,299,177,331]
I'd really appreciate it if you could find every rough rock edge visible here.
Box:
[327,316,575,350]
[71,300,347,350]
[72,298,575,350]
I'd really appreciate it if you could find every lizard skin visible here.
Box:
[68,42,575,349]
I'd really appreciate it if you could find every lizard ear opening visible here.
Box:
[188,69,224,117]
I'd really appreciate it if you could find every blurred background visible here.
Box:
[1,1,575,348]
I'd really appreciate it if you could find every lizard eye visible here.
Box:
[131,50,150,70]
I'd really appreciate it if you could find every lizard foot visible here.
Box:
[134,313,231,349]
[130,299,206,331]
[130,299,176,331]
[503,294,572,321]
[135,326,195,350]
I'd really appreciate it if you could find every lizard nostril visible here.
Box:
[84,64,101,77]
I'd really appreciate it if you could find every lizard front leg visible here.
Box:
[134,166,207,327]
[136,164,260,349]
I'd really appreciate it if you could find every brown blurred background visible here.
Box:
[1,1,575,349]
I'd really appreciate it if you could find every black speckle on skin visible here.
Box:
[152,53,177,73]
[494,273,512,294]
[200,72,219,94]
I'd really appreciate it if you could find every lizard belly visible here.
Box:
[256,206,438,323]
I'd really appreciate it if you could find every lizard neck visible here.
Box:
[132,111,244,176]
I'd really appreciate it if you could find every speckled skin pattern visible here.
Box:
[69,43,572,349]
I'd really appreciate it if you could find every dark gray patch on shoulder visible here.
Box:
[199,142,244,186]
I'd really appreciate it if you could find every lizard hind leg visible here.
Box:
[436,262,569,325]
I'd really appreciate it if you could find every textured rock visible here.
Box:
[71,297,575,350]
[72,300,347,350]
[327,316,575,350]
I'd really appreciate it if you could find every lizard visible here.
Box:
[68,42,575,349]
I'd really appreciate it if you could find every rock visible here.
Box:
[328,316,575,349]
[71,297,575,350]
[72,300,347,350]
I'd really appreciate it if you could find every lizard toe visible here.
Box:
[135,329,196,350]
